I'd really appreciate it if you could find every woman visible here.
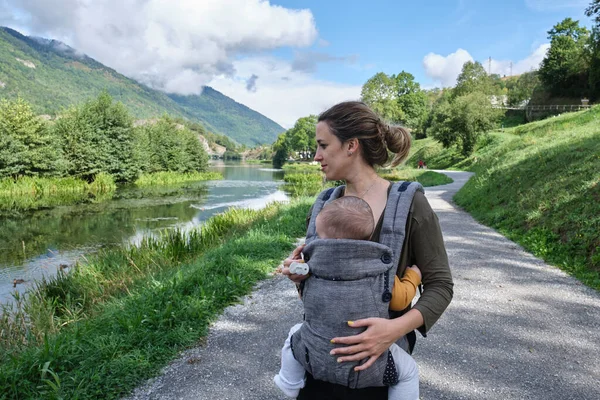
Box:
[282,101,454,399]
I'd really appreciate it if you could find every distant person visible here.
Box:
[281,101,453,399]
[417,160,424,169]
[274,195,422,399]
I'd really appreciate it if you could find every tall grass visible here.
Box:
[134,171,222,187]
[0,199,313,399]
[0,173,116,212]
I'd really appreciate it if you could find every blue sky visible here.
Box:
[0,0,594,127]
[270,0,592,87]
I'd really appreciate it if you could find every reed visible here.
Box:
[0,174,117,211]
[134,171,222,187]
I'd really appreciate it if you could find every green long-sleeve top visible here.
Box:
[308,185,453,336]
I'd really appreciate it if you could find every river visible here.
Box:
[0,161,288,303]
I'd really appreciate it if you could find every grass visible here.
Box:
[450,106,600,289]
[0,198,312,399]
[134,171,222,187]
[0,173,116,213]
[378,168,453,187]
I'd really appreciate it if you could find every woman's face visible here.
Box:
[314,121,351,181]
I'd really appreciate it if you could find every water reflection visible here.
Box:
[0,161,287,302]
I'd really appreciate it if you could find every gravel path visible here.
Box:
[125,171,600,400]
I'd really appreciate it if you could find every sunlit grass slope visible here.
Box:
[452,107,600,289]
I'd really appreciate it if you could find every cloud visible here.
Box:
[246,74,259,92]
[525,0,589,12]
[1,0,318,94]
[489,44,550,76]
[291,51,358,73]
[208,57,361,128]
[422,44,550,87]
[423,48,474,87]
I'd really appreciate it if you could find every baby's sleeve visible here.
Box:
[389,268,422,311]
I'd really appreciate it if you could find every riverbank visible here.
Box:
[0,197,312,399]
[0,171,223,214]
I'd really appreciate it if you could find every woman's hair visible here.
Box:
[318,101,411,167]
[316,196,374,240]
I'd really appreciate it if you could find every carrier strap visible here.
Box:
[306,181,424,272]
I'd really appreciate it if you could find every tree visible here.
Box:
[430,92,502,156]
[54,92,138,182]
[586,2,600,99]
[453,61,494,98]
[0,98,63,178]
[539,18,590,96]
[394,71,428,132]
[272,133,291,168]
[287,115,317,159]
[506,71,540,106]
[361,72,404,122]
[589,27,600,99]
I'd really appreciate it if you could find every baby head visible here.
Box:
[315,196,374,240]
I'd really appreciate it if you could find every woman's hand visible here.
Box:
[330,310,423,372]
[281,244,308,284]
[329,318,398,371]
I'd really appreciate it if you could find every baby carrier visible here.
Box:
[290,181,423,389]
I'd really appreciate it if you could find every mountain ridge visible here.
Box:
[0,26,284,146]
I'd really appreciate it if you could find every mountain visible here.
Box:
[0,27,284,146]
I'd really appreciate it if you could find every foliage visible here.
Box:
[589,27,600,100]
[453,61,497,98]
[286,115,318,160]
[53,91,139,182]
[361,72,404,122]
[587,0,600,26]
[0,98,63,178]
[134,116,209,175]
[223,150,242,160]
[505,71,541,106]
[272,133,291,168]
[395,71,429,132]
[430,92,503,156]
[539,18,590,97]
[271,115,318,168]
[361,71,428,132]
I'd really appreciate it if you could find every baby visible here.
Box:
[275,196,421,399]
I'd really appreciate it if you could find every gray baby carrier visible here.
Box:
[291,181,423,389]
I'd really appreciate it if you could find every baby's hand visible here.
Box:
[407,265,422,280]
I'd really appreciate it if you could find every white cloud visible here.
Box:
[423,48,473,87]
[489,44,550,76]
[1,0,318,94]
[422,44,550,88]
[208,57,361,128]
[525,0,589,12]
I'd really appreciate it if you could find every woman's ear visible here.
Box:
[346,138,359,155]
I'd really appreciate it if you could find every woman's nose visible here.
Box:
[314,149,322,161]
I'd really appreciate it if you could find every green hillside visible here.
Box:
[411,107,600,289]
[0,27,284,146]
[169,88,285,146]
